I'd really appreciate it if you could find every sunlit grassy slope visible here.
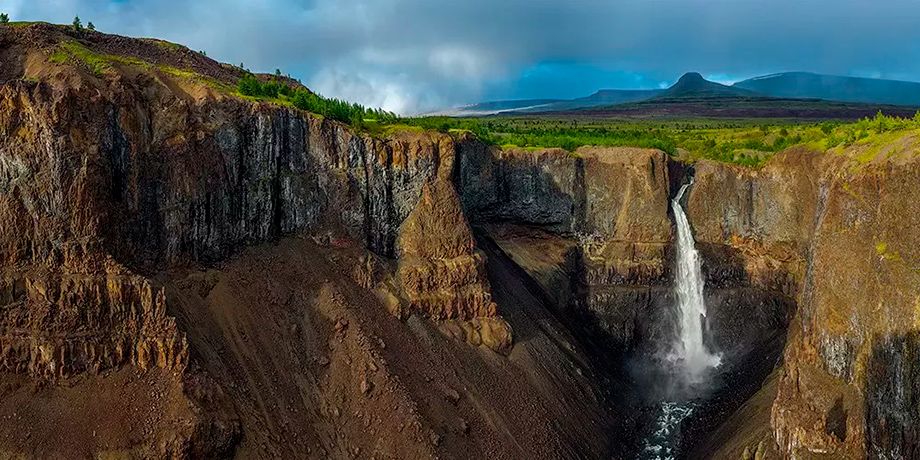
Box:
[401,113,920,167]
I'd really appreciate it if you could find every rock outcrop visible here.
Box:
[459,144,675,352]
[769,148,920,459]
[0,270,186,377]
[685,143,920,458]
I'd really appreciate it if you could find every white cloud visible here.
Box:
[310,68,438,115]
[428,46,489,80]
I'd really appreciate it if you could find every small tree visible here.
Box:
[87,21,95,31]
[0,13,10,24]
[72,16,82,32]
[275,68,282,77]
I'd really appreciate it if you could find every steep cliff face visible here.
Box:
[771,148,920,459]
[458,143,675,351]
[0,77,456,268]
[685,142,920,458]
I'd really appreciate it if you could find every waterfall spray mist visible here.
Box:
[668,179,721,384]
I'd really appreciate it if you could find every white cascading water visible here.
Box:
[641,179,723,460]
[668,179,721,383]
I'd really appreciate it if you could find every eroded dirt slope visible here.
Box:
[164,236,611,458]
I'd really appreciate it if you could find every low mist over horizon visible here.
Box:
[4,0,920,114]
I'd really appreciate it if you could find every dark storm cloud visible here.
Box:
[5,0,920,113]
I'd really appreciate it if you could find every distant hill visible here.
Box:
[517,89,663,112]
[733,72,920,106]
[568,98,920,120]
[448,89,661,115]
[446,71,920,118]
[654,72,758,100]
[442,98,563,115]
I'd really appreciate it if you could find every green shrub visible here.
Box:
[0,13,9,24]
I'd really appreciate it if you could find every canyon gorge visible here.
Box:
[1,23,920,459]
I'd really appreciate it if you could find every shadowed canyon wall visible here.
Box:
[457,142,792,364]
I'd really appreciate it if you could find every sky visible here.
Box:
[4,0,920,115]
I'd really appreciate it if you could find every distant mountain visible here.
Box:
[518,89,663,112]
[428,99,565,116]
[446,71,920,117]
[732,72,920,107]
[654,72,758,100]
[448,89,661,115]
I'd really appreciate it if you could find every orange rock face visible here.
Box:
[397,181,497,319]
[0,271,187,377]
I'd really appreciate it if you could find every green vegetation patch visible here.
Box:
[826,112,920,163]
[46,39,233,94]
[146,39,184,52]
[49,41,110,74]
[399,112,920,167]
[48,40,145,75]
[5,21,37,28]
[158,65,236,93]
[236,75,399,128]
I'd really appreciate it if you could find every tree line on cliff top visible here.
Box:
[237,74,398,128]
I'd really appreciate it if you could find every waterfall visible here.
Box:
[668,179,721,383]
[640,178,722,460]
